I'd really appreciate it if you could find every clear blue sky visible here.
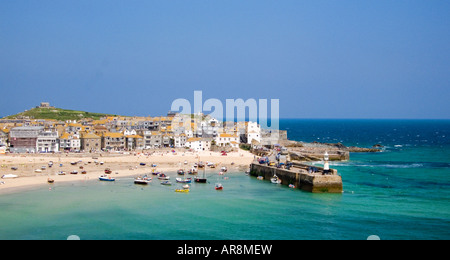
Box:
[1,0,449,119]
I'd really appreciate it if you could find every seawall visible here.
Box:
[250,163,343,193]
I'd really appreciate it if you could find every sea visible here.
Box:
[0,119,449,240]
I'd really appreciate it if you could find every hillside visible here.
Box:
[3,107,122,121]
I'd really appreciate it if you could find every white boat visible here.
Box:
[134,177,151,185]
[1,174,18,179]
[271,175,282,184]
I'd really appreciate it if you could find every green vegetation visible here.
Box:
[4,107,122,121]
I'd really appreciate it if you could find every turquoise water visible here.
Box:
[0,120,449,240]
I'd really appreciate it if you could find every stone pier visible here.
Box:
[250,162,343,193]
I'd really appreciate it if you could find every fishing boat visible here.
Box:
[176,177,192,184]
[177,169,185,175]
[215,183,223,190]
[161,181,172,186]
[271,175,282,184]
[99,175,115,182]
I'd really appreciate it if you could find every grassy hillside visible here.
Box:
[4,107,121,121]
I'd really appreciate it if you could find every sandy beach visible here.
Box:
[0,149,254,194]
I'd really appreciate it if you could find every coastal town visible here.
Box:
[0,103,286,155]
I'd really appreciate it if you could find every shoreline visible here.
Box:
[0,150,254,195]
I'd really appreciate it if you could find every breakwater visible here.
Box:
[250,162,343,193]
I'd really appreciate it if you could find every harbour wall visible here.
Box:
[250,163,343,193]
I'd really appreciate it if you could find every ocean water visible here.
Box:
[0,119,449,240]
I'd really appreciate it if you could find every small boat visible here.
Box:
[11,167,18,171]
[134,177,151,185]
[140,163,146,166]
[158,173,170,180]
[175,189,189,193]
[58,171,66,175]
[35,169,42,173]
[188,168,198,175]
[176,178,192,184]
[195,177,207,183]
[177,169,185,175]
[289,184,296,189]
[271,175,282,184]
[99,175,115,181]
[257,176,264,180]
[161,181,172,186]
[2,174,18,179]
[81,171,87,174]
[182,184,190,189]
[47,178,55,184]
[70,171,78,175]
[221,166,228,172]
[197,162,205,168]
[104,168,112,174]
[215,183,223,190]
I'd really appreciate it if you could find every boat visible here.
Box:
[257,176,264,180]
[104,168,112,174]
[140,163,146,166]
[289,184,296,189]
[188,167,198,175]
[47,178,55,184]
[182,184,190,189]
[271,175,282,184]
[158,173,170,180]
[134,177,151,185]
[99,175,115,181]
[175,189,189,193]
[215,183,223,190]
[221,166,228,172]
[176,177,192,184]
[2,174,18,179]
[70,171,78,175]
[161,181,172,186]
[35,169,42,173]
[195,162,207,183]
[177,169,185,175]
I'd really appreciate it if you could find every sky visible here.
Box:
[1,0,449,119]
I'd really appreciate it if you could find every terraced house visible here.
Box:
[102,132,125,151]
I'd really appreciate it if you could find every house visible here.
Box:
[185,137,212,151]
[215,133,240,148]
[81,132,101,152]
[143,131,162,149]
[125,134,144,150]
[59,132,81,152]
[102,132,126,151]
[36,129,59,153]
[174,133,187,148]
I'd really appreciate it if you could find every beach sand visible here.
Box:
[0,150,254,194]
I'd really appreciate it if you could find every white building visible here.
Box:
[246,121,261,145]
[185,137,212,151]
[37,130,59,153]
[215,133,240,149]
